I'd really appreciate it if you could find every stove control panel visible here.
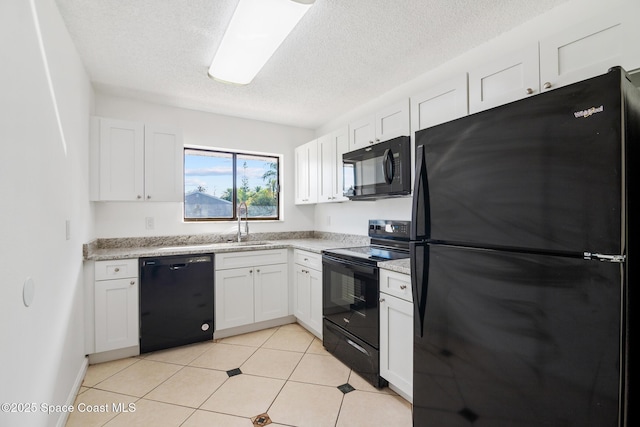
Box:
[368,219,411,240]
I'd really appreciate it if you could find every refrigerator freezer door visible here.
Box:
[413,244,622,426]
[415,70,624,255]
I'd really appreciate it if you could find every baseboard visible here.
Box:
[88,345,140,364]
[214,316,296,339]
[56,356,88,427]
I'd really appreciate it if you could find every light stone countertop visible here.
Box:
[84,232,411,275]
[378,258,410,275]
[84,232,370,261]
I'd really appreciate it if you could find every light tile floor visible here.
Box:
[67,323,412,427]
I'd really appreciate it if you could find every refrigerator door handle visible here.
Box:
[410,244,428,338]
[411,144,429,241]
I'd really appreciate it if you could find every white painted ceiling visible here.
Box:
[55,0,571,129]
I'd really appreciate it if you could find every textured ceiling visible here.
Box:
[55,0,571,129]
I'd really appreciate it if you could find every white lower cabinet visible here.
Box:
[379,269,413,402]
[293,249,323,337]
[94,259,139,353]
[215,249,288,331]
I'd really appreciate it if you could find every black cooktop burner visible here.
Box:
[322,219,412,265]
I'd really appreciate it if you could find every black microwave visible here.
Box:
[342,135,411,200]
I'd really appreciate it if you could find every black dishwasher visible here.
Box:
[139,254,214,353]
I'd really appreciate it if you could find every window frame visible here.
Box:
[183,147,281,222]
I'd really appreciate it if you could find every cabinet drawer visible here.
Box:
[293,249,322,271]
[95,259,138,281]
[215,249,288,270]
[379,269,412,303]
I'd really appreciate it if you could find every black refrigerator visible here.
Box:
[410,67,636,427]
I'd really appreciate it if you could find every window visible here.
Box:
[184,148,280,221]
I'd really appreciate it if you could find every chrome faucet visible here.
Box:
[237,202,249,242]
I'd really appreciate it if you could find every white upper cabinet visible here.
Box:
[539,12,640,92]
[411,74,468,133]
[348,116,375,150]
[375,99,410,143]
[294,139,318,205]
[469,44,540,113]
[95,118,145,201]
[469,9,640,114]
[349,99,410,150]
[91,117,183,202]
[317,127,349,203]
[143,125,184,202]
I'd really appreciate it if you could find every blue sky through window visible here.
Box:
[185,151,277,198]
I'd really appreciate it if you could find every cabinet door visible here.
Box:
[379,293,413,401]
[375,99,410,143]
[469,44,540,113]
[317,134,334,203]
[215,268,254,330]
[294,143,309,204]
[254,264,289,322]
[293,265,311,322]
[308,268,323,336]
[144,125,183,202]
[95,278,139,353]
[411,74,468,132]
[348,116,375,150]
[318,128,349,203]
[539,12,640,92]
[294,140,318,204]
[331,126,349,202]
[98,118,144,201]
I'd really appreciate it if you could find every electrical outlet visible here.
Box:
[145,217,155,230]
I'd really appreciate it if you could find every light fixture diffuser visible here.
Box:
[208,0,315,85]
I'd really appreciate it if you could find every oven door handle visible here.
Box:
[322,254,377,273]
[347,339,370,356]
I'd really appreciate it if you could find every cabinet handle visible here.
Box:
[147,195,151,199]
[137,195,142,199]
[375,138,380,142]
[130,280,135,286]
[379,298,385,303]
[257,269,260,273]
[400,285,407,290]
[526,88,534,95]
[114,268,120,272]
[249,269,253,274]
[369,140,374,144]
[543,82,552,90]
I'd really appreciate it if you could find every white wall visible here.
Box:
[93,95,315,238]
[0,0,94,426]
[312,0,639,234]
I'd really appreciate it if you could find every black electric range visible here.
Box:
[321,219,410,388]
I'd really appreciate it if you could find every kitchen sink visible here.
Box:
[156,241,272,251]
[227,241,271,246]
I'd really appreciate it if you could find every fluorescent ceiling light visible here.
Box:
[208,0,315,85]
